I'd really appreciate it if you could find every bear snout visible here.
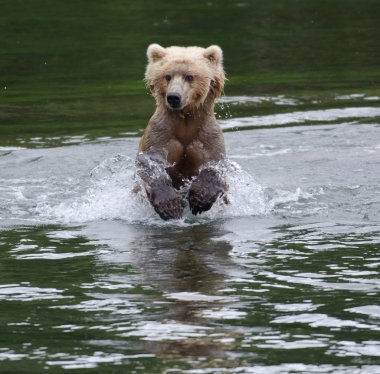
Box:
[166,93,182,109]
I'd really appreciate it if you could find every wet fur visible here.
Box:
[137,44,227,220]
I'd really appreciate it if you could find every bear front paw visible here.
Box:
[188,168,227,215]
[147,179,183,220]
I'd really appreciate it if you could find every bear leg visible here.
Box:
[147,177,183,220]
[188,168,227,215]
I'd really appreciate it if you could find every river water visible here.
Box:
[1,0,380,373]
[1,95,380,373]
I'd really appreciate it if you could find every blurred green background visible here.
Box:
[1,0,380,146]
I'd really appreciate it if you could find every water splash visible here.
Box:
[37,155,152,223]
[37,155,273,224]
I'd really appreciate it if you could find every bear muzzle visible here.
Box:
[166,92,182,109]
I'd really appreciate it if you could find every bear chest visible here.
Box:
[166,138,208,177]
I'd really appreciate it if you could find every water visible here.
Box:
[1,0,380,373]
[1,107,380,372]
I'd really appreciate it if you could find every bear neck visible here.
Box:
[160,95,216,122]
[179,103,214,121]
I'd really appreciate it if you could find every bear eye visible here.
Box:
[184,74,194,83]
[165,75,171,82]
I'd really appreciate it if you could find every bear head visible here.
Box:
[145,44,225,112]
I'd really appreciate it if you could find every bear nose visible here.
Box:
[166,93,181,109]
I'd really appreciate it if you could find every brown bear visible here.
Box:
[136,44,228,220]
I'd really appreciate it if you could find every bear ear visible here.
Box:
[204,45,223,65]
[147,43,166,63]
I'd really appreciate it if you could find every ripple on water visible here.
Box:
[1,108,380,372]
[51,294,143,315]
[177,364,380,373]
[327,340,380,358]
[45,352,135,370]
[199,307,247,320]
[220,107,380,130]
[346,305,380,318]
[271,313,380,330]
[119,320,213,341]
[0,283,68,301]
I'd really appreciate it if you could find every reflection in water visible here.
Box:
[86,222,239,359]
[130,224,233,293]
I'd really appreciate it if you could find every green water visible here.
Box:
[1,0,380,145]
[1,1,380,373]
